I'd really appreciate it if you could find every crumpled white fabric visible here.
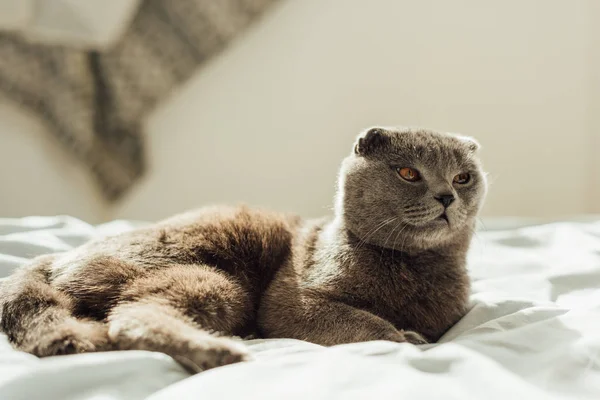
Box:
[0,216,599,400]
[0,0,141,49]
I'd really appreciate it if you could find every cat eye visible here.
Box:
[397,167,421,182]
[453,173,471,184]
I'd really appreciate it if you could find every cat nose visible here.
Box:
[435,194,455,208]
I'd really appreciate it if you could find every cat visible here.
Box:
[0,127,487,373]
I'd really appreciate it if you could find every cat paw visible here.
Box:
[176,336,250,374]
[26,320,109,356]
[402,330,428,345]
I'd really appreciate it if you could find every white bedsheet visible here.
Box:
[1,216,599,400]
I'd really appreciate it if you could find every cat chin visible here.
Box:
[413,211,470,231]
[373,221,453,251]
[403,216,452,231]
[406,217,472,246]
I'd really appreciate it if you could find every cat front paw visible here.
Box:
[401,330,428,345]
[26,320,110,356]
[176,336,250,374]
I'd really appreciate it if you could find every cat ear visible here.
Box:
[354,127,389,156]
[457,135,480,152]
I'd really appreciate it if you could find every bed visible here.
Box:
[1,215,599,399]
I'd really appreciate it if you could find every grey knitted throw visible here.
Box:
[0,0,279,202]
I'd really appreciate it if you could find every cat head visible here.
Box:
[337,127,487,251]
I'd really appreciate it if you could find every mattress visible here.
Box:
[0,215,599,400]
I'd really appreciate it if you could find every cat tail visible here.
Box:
[0,255,108,355]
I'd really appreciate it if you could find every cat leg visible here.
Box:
[260,290,428,346]
[0,255,110,356]
[107,264,252,372]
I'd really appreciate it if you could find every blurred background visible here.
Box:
[0,0,599,224]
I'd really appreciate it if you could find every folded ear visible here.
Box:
[354,127,390,156]
[457,135,480,152]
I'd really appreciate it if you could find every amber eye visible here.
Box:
[453,173,471,184]
[397,167,421,182]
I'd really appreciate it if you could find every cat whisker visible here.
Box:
[355,217,397,252]
[476,216,488,232]
[392,222,410,264]
[380,221,402,264]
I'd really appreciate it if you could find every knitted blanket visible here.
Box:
[0,0,279,201]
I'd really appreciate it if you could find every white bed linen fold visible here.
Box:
[1,216,599,399]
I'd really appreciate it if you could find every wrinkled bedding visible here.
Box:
[1,216,599,400]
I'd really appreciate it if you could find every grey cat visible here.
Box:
[0,127,487,373]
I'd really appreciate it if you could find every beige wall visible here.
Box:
[589,0,600,213]
[1,0,598,222]
[0,102,106,222]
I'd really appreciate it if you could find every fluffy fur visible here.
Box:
[0,127,487,372]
